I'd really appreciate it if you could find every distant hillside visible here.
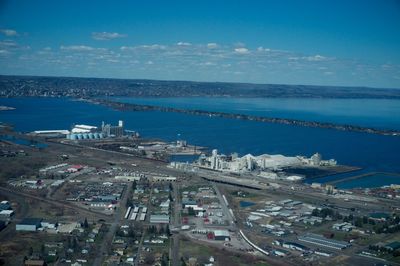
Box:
[0,75,399,99]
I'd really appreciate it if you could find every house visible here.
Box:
[332,222,354,232]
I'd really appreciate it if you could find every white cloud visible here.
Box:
[207,43,218,49]
[0,49,11,56]
[0,29,19,37]
[0,40,18,48]
[324,71,334,75]
[305,54,327,61]
[234,47,250,54]
[198,61,216,66]
[61,45,95,51]
[92,32,127,40]
[257,46,270,52]
[60,45,107,53]
[121,44,167,51]
[7,40,396,87]
[177,42,191,46]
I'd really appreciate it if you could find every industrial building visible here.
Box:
[65,120,126,139]
[282,242,309,252]
[150,214,170,224]
[213,230,231,241]
[196,149,336,173]
[151,176,177,182]
[298,233,350,250]
[16,218,43,231]
[66,132,105,140]
[71,124,98,133]
[115,175,141,182]
[32,130,70,138]
[102,120,124,137]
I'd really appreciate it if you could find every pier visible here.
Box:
[327,172,400,186]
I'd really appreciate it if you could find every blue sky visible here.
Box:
[0,0,399,88]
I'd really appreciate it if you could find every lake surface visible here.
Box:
[335,173,400,189]
[1,97,400,188]
[240,201,256,208]
[110,97,400,130]
[0,134,48,149]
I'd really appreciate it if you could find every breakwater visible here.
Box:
[92,99,400,137]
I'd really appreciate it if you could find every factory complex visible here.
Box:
[196,149,337,173]
[31,120,133,140]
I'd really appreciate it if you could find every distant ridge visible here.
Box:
[1,74,400,99]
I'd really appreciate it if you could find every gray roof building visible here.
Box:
[16,218,43,231]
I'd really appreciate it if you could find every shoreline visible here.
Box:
[90,98,400,137]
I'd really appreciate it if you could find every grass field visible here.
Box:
[179,238,271,266]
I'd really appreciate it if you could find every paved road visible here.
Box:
[171,182,181,266]
[134,184,154,266]
[93,183,131,266]
[211,182,235,228]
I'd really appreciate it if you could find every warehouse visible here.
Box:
[298,233,350,250]
[16,218,42,231]
[115,175,141,182]
[213,230,231,241]
[150,214,170,224]
[282,242,309,252]
[0,210,14,218]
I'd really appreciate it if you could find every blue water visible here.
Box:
[0,134,48,148]
[1,97,400,188]
[110,97,400,131]
[336,173,400,189]
[240,201,256,208]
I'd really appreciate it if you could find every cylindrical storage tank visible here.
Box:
[94,133,100,139]
[77,134,83,140]
[89,133,95,139]
[83,133,89,139]
[99,133,105,139]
